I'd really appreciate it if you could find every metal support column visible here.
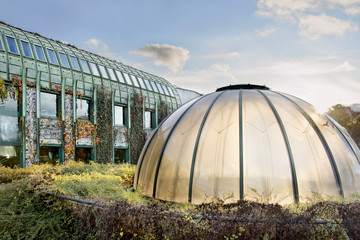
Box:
[36,71,41,165]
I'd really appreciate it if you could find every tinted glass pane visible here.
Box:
[40,147,59,165]
[41,92,58,117]
[69,56,80,71]
[76,148,92,164]
[89,62,100,76]
[21,41,33,58]
[0,96,18,114]
[115,106,124,125]
[0,115,19,142]
[47,49,58,64]
[114,149,126,164]
[35,45,46,61]
[59,53,70,68]
[115,71,125,83]
[80,59,91,73]
[0,146,20,168]
[107,68,116,80]
[77,99,90,120]
[99,65,109,78]
[6,36,18,54]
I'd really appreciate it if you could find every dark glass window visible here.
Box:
[59,53,70,68]
[0,146,20,168]
[39,146,59,165]
[6,36,18,54]
[47,49,58,64]
[21,41,33,58]
[89,62,100,76]
[115,105,125,126]
[80,59,91,73]
[77,99,90,120]
[35,45,46,61]
[76,148,92,164]
[70,56,80,71]
[40,92,60,118]
[114,148,126,164]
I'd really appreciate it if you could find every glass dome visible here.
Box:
[134,85,360,204]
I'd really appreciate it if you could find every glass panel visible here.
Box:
[167,86,175,97]
[115,105,125,126]
[70,56,80,71]
[99,65,109,78]
[123,73,133,85]
[40,147,59,165]
[144,111,153,129]
[6,36,18,54]
[59,53,70,68]
[144,79,153,90]
[242,91,293,204]
[266,91,339,201]
[115,71,125,83]
[76,148,92,164]
[41,92,58,118]
[89,62,100,76]
[137,77,146,89]
[0,96,18,114]
[162,84,170,95]
[0,115,19,142]
[156,83,165,94]
[47,49,58,64]
[0,38,3,50]
[114,148,126,164]
[130,75,140,87]
[0,146,20,168]
[150,81,159,92]
[80,59,91,73]
[107,67,116,81]
[77,99,90,120]
[35,45,46,61]
[21,41,33,58]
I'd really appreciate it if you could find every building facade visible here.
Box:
[0,22,181,167]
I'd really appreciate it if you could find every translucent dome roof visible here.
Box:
[134,85,360,204]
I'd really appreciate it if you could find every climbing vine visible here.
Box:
[158,98,169,124]
[96,86,113,164]
[129,93,146,164]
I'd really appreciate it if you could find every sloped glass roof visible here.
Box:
[134,85,360,204]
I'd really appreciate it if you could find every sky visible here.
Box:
[1,0,360,112]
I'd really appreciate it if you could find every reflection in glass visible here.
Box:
[123,73,133,85]
[41,92,59,117]
[150,81,159,92]
[99,65,109,78]
[0,146,19,168]
[115,71,125,83]
[77,99,90,120]
[144,111,153,129]
[35,45,46,61]
[89,62,100,76]
[6,36,18,54]
[156,83,165,94]
[69,56,80,70]
[47,49,58,64]
[0,96,18,113]
[137,77,146,89]
[76,148,92,164]
[115,148,126,164]
[40,147,59,165]
[115,105,125,126]
[80,59,91,73]
[107,68,116,80]
[21,41,33,58]
[167,86,175,97]
[0,115,19,142]
[59,53,70,68]
[144,79,153,90]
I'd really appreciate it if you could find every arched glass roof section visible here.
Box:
[134,85,360,205]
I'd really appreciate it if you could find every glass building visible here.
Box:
[134,85,360,204]
[0,22,181,167]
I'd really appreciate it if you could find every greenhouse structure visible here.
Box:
[134,85,360,204]
[0,22,181,168]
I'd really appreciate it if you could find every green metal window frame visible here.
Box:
[39,90,61,118]
[38,144,63,165]
[5,35,19,54]
[20,40,33,58]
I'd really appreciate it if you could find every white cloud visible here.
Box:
[255,28,276,37]
[298,14,358,39]
[326,0,360,15]
[131,44,190,73]
[84,38,121,61]
[199,51,241,59]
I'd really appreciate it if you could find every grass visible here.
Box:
[0,162,359,239]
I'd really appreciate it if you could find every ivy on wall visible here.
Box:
[96,86,113,164]
[158,99,169,124]
[129,93,146,164]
